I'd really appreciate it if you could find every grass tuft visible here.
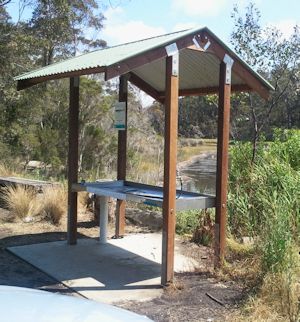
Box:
[0,163,16,177]
[2,185,39,220]
[40,187,67,225]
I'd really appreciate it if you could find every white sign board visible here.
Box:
[114,102,126,130]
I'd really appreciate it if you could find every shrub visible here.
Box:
[223,130,300,321]
[192,210,214,246]
[228,130,300,245]
[40,187,67,225]
[2,185,39,220]
[176,209,201,235]
[0,163,16,177]
[176,209,214,246]
[233,247,300,322]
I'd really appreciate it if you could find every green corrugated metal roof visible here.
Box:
[14,28,196,81]
[14,26,274,94]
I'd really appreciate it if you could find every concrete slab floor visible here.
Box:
[8,233,199,304]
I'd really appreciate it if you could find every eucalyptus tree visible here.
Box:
[230,2,300,163]
[0,0,11,7]
[29,0,106,66]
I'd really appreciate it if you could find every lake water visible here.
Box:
[180,153,217,195]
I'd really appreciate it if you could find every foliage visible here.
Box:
[149,96,219,138]
[29,0,106,66]
[191,210,214,246]
[176,209,215,246]
[230,2,300,163]
[0,2,118,180]
[0,162,16,176]
[148,3,299,143]
[126,89,164,184]
[176,209,201,235]
[78,77,117,178]
[228,130,300,274]
[226,131,300,322]
[40,186,66,225]
[2,185,39,220]
[227,247,300,322]
[0,1,299,183]
[1,183,68,225]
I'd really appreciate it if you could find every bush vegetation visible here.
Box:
[228,130,300,269]
[175,130,300,321]
[226,129,300,321]
[2,185,67,225]
[40,187,67,225]
[2,185,40,220]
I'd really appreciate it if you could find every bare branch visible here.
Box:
[0,0,11,6]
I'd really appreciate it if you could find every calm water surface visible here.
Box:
[180,153,217,195]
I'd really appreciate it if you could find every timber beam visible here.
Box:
[215,61,231,265]
[201,29,270,100]
[158,84,252,98]
[17,66,106,91]
[67,76,80,245]
[128,72,165,104]
[161,54,179,285]
[115,74,129,238]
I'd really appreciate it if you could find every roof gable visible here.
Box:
[14,27,274,99]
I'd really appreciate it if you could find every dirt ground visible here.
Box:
[0,207,244,322]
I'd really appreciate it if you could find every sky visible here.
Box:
[98,0,300,46]
[5,0,300,107]
[6,0,300,47]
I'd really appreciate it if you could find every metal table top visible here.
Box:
[73,180,215,211]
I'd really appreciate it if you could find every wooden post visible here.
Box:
[67,76,80,245]
[215,61,231,265]
[115,75,128,238]
[161,54,179,285]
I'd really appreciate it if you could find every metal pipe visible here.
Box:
[99,196,108,244]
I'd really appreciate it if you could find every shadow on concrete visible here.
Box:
[0,231,93,295]
[7,234,166,302]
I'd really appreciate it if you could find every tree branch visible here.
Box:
[0,0,12,7]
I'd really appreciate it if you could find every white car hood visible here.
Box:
[0,286,152,322]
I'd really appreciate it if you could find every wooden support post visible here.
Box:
[215,61,231,265]
[115,75,128,238]
[161,55,179,285]
[67,77,80,245]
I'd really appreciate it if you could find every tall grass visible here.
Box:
[176,209,215,246]
[228,132,300,237]
[227,129,300,321]
[40,187,67,225]
[0,163,16,177]
[176,209,202,235]
[2,185,67,225]
[2,186,40,220]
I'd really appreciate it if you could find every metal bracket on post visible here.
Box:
[223,54,234,85]
[165,43,179,76]
[193,35,211,51]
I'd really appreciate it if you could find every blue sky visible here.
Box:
[6,0,300,46]
[99,0,300,45]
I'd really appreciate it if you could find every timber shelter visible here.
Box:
[14,27,273,286]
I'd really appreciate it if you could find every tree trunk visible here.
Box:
[249,94,259,165]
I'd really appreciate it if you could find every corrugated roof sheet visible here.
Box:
[14,26,274,94]
[14,28,195,81]
[132,50,244,92]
